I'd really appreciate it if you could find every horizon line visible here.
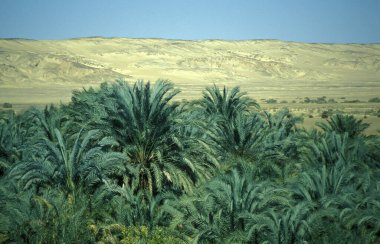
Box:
[1,36,379,45]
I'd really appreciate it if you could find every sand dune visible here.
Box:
[0,38,379,103]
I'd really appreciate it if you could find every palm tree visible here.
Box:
[288,159,363,241]
[10,127,124,195]
[201,84,258,120]
[263,202,313,244]
[317,114,369,138]
[64,83,113,134]
[304,131,375,191]
[207,111,265,162]
[0,112,17,175]
[253,109,304,182]
[90,178,186,243]
[339,193,380,243]
[305,131,363,167]
[293,160,355,208]
[199,85,263,166]
[94,179,175,229]
[24,104,69,142]
[167,169,291,243]
[0,184,95,243]
[103,80,217,195]
[0,110,31,176]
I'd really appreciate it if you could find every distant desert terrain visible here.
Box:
[0,37,379,132]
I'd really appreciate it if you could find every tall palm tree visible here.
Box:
[103,80,217,195]
[317,114,369,138]
[304,131,374,192]
[207,111,265,162]
[304,131,362,167]
[253,109,304,182]
[293,160,356,208]
[24,105,69,143]
[64,83,113,134]
[200,85,262,167]
[201,84,258,120]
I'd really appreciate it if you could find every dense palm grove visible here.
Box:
[0,80,379,243]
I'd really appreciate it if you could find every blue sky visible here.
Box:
[0,0,379,43]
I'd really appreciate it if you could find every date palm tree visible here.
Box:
[201,84,258,120]
[263,202,313,244]
[93,179,175,230]
[64,83,113,134]
[253,109,304,182]
[103,80,217,195]
[167,169,291,243]
[207,111,265,162]
[317,114,369,138]
[0,111,21,176]
[10,127,124,195]
[0,183,94,243]
[200,85,262,167]
[339,192,380,243]
[24,105,69,143]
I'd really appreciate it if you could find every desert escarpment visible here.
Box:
[0,38,379,103]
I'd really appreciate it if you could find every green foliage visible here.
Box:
[1,81,379,243]
[368,97,380,103]
[92,224,184,244]
[10,126,125,195]
[0,184,95,243]
[266,98,277,104]
[2,103,12,109]
[321,110,331,118]
[0,111,29,176]
[101,80,217,195]
[304,96,336,104]
[317,113,369,138]
[201,84,258,120]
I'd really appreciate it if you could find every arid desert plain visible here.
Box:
[1,37,379,133]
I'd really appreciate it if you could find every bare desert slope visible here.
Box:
[0,37,380,104]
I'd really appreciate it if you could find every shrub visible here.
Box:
[2,103,12,108]
[368,97,380,103]
[120,226,183,244]
[316,96,327,103]
[321,110,331,119]
[342,100,361,103]
[266,99,277,104]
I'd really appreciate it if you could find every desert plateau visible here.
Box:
[1,37,379,133]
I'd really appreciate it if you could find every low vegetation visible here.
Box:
[369,97,380,103]
[0,80,379,243]
[2,103,12,109]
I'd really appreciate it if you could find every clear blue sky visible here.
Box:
[0,0,379,43]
